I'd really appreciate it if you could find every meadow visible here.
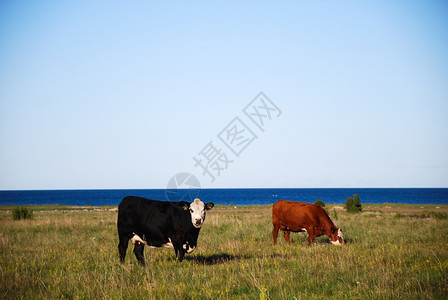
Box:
[0,204,447,299]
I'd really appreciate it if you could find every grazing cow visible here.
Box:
[272,200,344,246]
[117,196,214,264]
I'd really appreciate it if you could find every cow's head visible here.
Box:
[330,228,345,245]
[184,198,214,228]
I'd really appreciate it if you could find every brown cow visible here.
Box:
[272,200,344,246]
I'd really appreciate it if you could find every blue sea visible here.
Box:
[0,188,447,206]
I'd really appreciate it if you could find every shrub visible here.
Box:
[12,206,33,220]
[345,197,354,211]
[353,194,362,211]
[332,209,339,220]
[345,194,362,213]
[314,199,325,207]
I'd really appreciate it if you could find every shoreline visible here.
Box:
[1,203,448,212]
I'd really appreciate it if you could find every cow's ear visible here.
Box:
[183,204,189,211]
[331,227,336,234]
[205,202,214,210]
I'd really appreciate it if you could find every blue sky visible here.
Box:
[0,0,447,190]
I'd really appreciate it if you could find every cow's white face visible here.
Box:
[331,228,345,245]
[188,198,214,228]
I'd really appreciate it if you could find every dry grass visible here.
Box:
[1,204,447,299]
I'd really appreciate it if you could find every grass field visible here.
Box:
[1,204,447,299]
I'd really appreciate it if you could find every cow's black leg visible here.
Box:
[178,250,185,262]
[118,235,129,263]
[172,241,185,262]
[133,242,145,266]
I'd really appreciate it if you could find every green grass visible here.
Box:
[1,205,447,299]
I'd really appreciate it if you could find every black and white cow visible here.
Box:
[117,196,214,264]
